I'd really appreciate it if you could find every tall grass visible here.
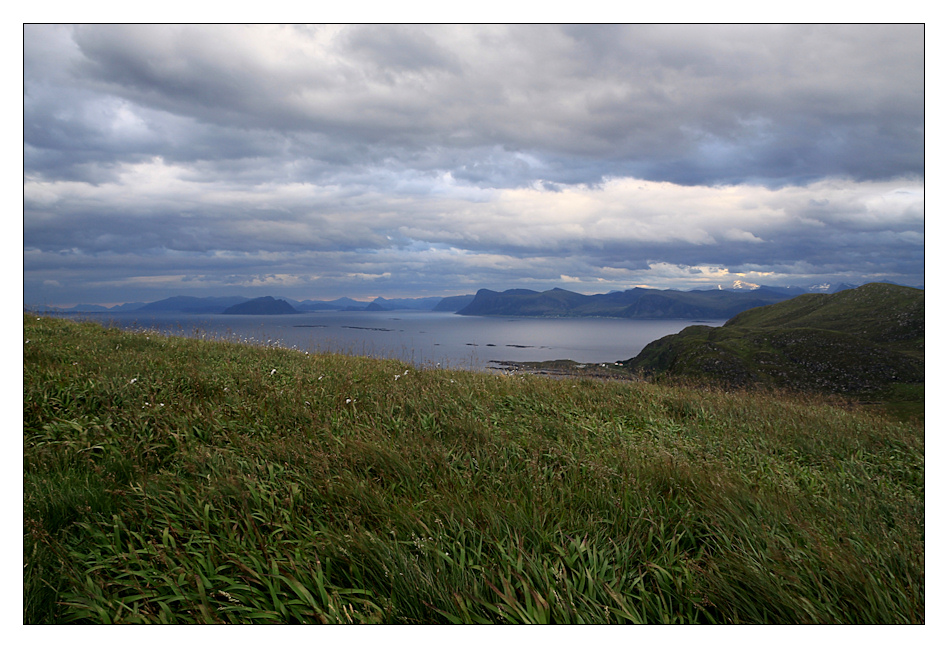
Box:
[23,314,923,623]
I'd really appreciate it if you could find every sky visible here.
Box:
[22,23,925,307]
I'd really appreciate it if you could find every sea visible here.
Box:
[53,310,725,371]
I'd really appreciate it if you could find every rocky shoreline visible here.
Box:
[487,359,639,381]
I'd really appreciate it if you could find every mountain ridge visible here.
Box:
[456,286,804,319]
[33,281,917,315]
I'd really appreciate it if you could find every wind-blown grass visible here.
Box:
[24,314,923,623]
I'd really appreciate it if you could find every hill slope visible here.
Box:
[625,283,924,397]
[24,315,923,623]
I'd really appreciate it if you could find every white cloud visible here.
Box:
[24,156,923,283]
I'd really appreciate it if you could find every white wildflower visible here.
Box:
[394,374,400,381]
[270,369,277,375]
[346,398,353,404]
[129,378,137,384]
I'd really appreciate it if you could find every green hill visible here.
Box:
[625,283,924,404]
[726,282,924,352]
[24,314,923,623]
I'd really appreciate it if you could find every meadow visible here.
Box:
[24,314,924,623]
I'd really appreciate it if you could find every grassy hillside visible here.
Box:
[24,315,923,623]
[625,284,924,415]
[727,283,924,352]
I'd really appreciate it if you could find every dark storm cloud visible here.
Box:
[29,24,922,186]
[22,24,924,306]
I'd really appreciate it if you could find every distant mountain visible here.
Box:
[56,302,149,313]
[294,297,371,311]
[145,295,433,312]
[222,297,299,315]
[136,296,250,314]
[456,286,798,319]
[457,288,578,316]
[751,285,808,296]
[719,282,870,295]
[108,302,150,312]
[372,296,445,310]
[433,294,477,312]
[723,280,764,291]
[807,282,861,293]
[623,283,924,395]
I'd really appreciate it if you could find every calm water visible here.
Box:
[57,310,724,370]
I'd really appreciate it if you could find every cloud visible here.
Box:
[22,24,924,305]
[27,25,923,185]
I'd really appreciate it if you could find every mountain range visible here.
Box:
[36,281,912,319]
[456,286,801,319]
[43,294,450,315]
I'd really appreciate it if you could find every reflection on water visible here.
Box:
[53,310,724,370]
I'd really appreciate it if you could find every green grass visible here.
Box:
[24,314,924,623]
